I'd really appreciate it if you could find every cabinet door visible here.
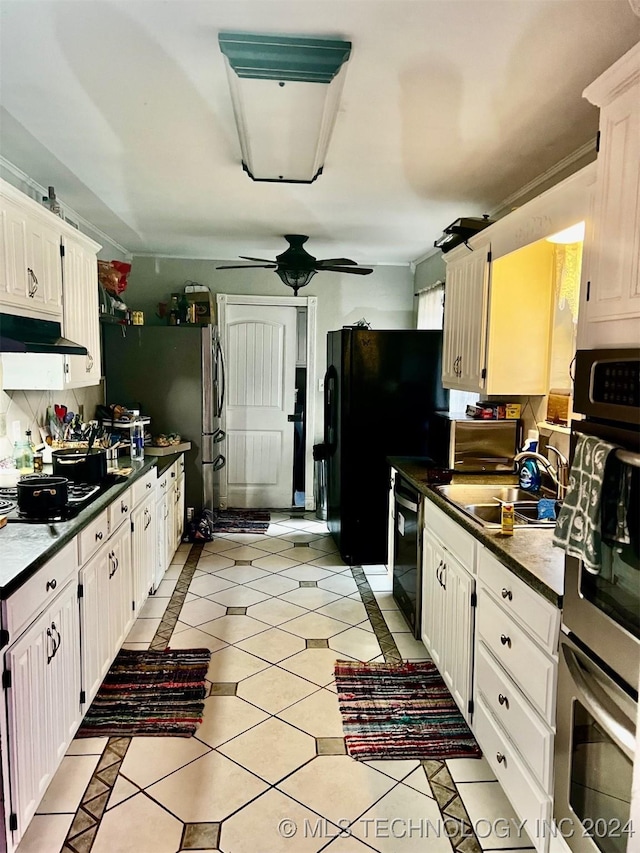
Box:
[63,236,101,387]
[5,613,51,842]
[26,215,63,316]
[0,196,30,305]
[131,494,156,613]
[165,482,176,569]
[420,529,446,668]
[4,579,80,845]
[155,492,169,590]
[442,259,464,387]
[79,546,111,704]
[441,552,475,724]
[109,521,134,647]
[442,250,490,392]
[46,581,81,765]
[174,474,185,550]
[585,79,640,340]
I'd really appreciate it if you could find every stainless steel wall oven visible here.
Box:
[554,349,639,852]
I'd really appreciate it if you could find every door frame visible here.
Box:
[216,293,318,510]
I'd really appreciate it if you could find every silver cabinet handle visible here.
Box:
[95,530,103,541]
[46,578,57,592]
[500,634,511,648]
[86,352,94,373]
[27,267,38,297]
[501,588,512,601]
[121,501,128,513]
[498,693,509,708]
[146,482,152,490]
[144,507,151,530]
[496,752,507,765]
[46,627,55,664]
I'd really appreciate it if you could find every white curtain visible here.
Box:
[416,282,444,329]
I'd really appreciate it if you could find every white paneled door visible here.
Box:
[224,303,297,508]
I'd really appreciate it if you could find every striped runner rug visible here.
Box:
[76,648,211,737]
[334,660,481,760]
[212,508,271,533]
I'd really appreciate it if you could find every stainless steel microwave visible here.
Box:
[429,413,521,472]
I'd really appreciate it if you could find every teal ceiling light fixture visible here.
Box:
[218,32,352,183]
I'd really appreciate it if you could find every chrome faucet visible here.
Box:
[513,445,570,501]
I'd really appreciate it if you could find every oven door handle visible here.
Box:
[562,643,635,761]
[395,494,419,513]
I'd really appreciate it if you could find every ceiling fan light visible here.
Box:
[276,268,317,295]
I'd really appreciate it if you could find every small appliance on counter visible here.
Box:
[429,412,521,472]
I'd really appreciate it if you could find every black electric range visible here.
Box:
[0,478,104,523]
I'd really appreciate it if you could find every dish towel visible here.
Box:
[553,435,617,574]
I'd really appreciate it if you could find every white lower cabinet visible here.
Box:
[1,465,183,852]
[419,496,562,853]
[421,522,475,725]
[4,576,80,844]
[78,511,134,708]
[174,470,185,551]
[474,545,560,853]
[131,492,156,613]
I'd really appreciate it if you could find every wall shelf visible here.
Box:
[537,421,571,435]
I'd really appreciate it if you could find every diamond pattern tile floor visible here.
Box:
[38,519,490,853]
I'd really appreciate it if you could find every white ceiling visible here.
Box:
[0,1,638,266]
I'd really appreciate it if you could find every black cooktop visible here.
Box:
[0,475,122,523]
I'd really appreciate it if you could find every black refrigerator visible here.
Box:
[325,328,449,565]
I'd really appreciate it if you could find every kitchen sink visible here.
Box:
[435,484,558,529]
[436,484,537,505]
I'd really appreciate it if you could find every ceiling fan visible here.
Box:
[216,234,373,295]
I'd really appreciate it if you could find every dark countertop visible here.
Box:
[0,452,183,599]
[388,456,564,606]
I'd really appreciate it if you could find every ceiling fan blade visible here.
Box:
[240,256,278,263]
[318,265,373,275]
[316,258,357,266]
[216,264,277,270]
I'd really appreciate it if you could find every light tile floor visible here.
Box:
[17,512,534,853]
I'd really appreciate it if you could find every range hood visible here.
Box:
[434,215,494,253]
[0,313,87,355]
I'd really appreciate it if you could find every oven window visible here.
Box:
[570,701,633,853]
[580,541,639,640]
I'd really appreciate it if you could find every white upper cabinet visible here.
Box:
[442,165,593,395]
[0,189,63,319]
[62,233,102,386]
[0,178,102,389]
[442,246,490,392]
[580,42,640,348]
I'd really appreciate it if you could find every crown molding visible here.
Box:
[489,139,595,219]
[0,156,131,257]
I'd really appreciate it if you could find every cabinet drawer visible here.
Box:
[477,588,557,724]
[476,642,553,791]
[2,539,78,641]
[132,469,156,507]
[167,460,180,485]
[108,487,132,532]
[474,695,551,853]
[478,548,560,652]
[423,498,475,569]
[78,509,110,564]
